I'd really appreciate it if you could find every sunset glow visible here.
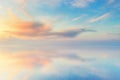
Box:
[0,0,120,80]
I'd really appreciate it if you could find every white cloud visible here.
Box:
[78,32,120,41]
[14,0,96,8]
[35,0,62,7]
[72,14,87,21]
[108,0,115,4]
[70,0,95,8]
[88,13,110,23]
[14,0,62,7]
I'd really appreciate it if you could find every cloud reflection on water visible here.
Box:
[0,47,120,80]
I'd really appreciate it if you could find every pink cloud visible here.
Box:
[0,9,95,39]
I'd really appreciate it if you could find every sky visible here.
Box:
[0,0,120,80]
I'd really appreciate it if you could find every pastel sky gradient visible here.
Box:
[0,0,120,80]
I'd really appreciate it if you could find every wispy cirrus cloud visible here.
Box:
[36,0,62,7]
[70,0,95,8]
[88,13,111,23]
[108,0,115,4]
[14,0,62,7]
[14,0,95,8]
[0,9,95,39]
[72,14,87,21]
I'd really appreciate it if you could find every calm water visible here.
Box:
[0,46,120,80]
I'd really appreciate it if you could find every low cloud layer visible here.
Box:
[0,9,95,39]
[3,20,96,39]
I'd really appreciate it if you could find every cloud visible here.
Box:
[3,20,95,39]
[36,0,62,7]
[14,0,95,8]
[89,13,111,23]
[70,0,95,8]
[14,0,62,7]
[108,0,115,4]
[109,33,120,37]
[0,9,51,39]
[14,0,27,6]
[72,14,87,21]
[77,32,120,41]
[0,9,95,39]
[0,9,97,40]
[5,21,52,39]
[48,28,96,38]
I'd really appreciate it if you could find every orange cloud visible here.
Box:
[0,9,94,39]
[0,8,51,39]
[5,20,51,39]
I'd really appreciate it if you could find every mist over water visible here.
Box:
[0,44,120,80]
